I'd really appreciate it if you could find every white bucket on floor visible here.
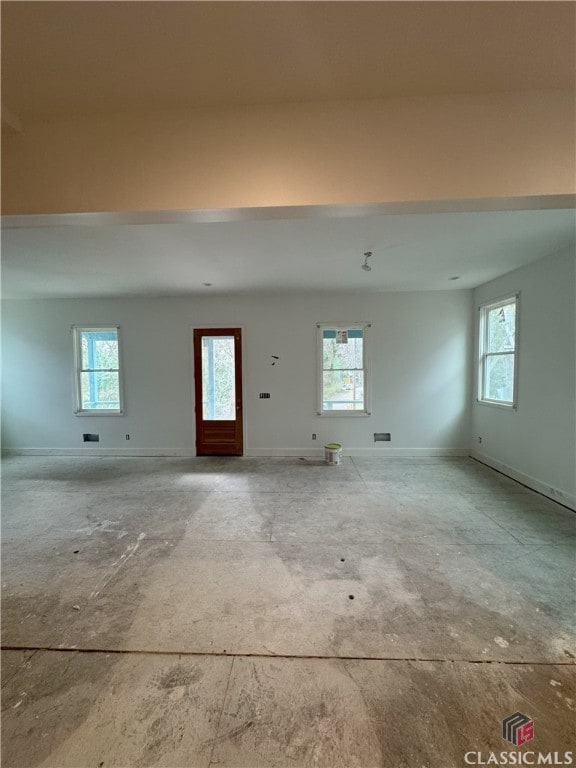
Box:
[324,443,342,465]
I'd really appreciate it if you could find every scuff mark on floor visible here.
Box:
[89,533,146,600]
[203,719,254,747]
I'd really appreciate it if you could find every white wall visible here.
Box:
[472,246,576,507]
[1,291,472,457]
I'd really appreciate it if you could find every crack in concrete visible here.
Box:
[2,644,574,666]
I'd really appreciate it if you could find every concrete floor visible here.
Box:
[1,455,575,767]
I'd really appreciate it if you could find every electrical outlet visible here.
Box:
[478,436,482,443]
[312,433,317,440]
[125,434,130,440]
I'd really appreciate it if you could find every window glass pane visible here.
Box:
[81,331,119,369]
[201,336,236,420]
[323,332,363,370]
[485,354,515,402]
[323,370,364,411]
[487,303,515,353]
[80,371,121,410]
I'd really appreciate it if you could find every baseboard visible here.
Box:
[245,447,470,458]
[1,448,197,458]
[346,447,469,458]
[471,450,576,511]
[243,449,323,458]
[3,446,470,459]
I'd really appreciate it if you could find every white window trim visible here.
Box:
[477,294,519,409]
[72,326,125,415]
[316,322,371,417]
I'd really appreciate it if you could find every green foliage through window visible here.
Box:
[320,327,366,412]
[201,336,236,420]
[74,328,122,413]
[479,297,517,405]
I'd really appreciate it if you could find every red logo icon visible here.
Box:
[502,712,535,745]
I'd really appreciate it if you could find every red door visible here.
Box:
[193,328,243,456]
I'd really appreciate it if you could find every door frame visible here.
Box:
[191,325,246,456]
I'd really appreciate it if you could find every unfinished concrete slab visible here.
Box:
[211,657,575,768]
[1,650,232,768]
[3,652,574,768]
[1,456,575,766]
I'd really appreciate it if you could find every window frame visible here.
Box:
[478,294,519,409]
[316,322,371,417]
[72,326,124,416]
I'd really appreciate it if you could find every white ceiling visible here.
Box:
[2,206,574,299]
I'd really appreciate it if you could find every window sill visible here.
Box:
[317,411,371,417]
[74,410,124,416]
[477,399,516,411]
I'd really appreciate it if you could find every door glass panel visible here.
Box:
[201,336,236,420]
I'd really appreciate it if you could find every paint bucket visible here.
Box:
[324,443,342,465]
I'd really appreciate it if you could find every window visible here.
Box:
[72,327,123,414]
[478,295,518,407]
[317,323,370,415]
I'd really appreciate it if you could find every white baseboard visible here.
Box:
[3,446,470,459]
[343,447,470,458]
[229,447,469,458]
[244,449,324,458]
[1,447,196,458]
[471,450,576,510]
